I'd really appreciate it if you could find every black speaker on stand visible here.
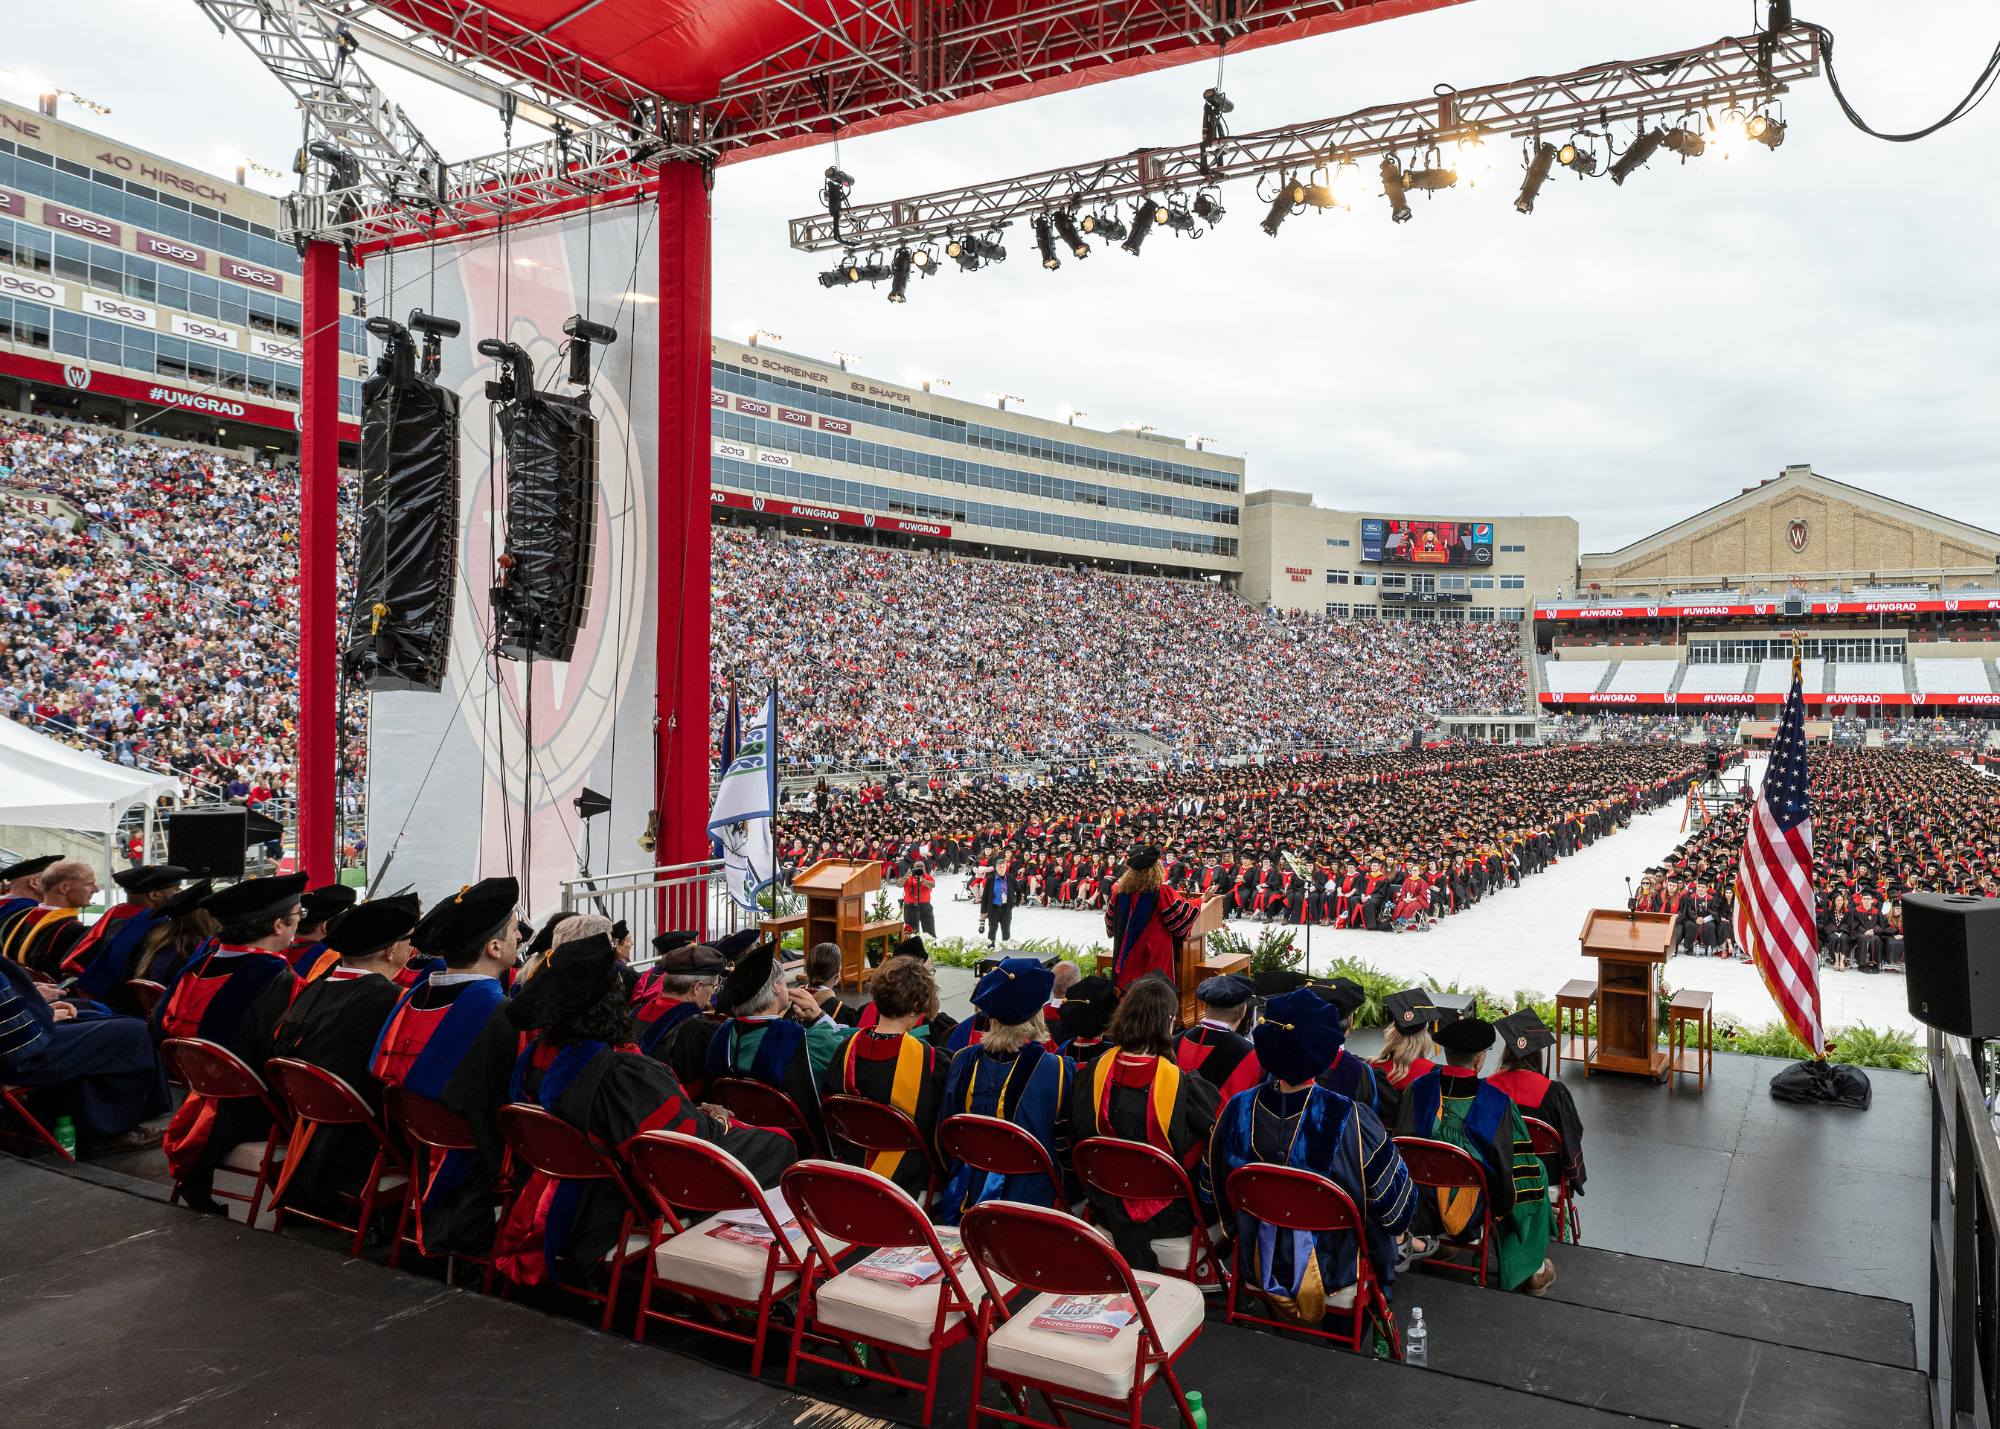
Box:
[167,807,249,880]
[1904,892,2000,1038]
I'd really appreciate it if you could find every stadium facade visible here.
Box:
[0,97,367,456]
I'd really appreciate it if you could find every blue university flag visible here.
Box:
[707,683,777,910]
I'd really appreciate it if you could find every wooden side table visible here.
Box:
[1668,990,1714,1093]
[1556,979,1597,1076]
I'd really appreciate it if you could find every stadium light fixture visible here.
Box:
[1162,202,1198,235]
[1193,192,1226,228]
[1402,166,1458,192]
[1749,114,1787,149]
[1661,126,1706,160]
[1034,216,1061,270]
[1515,141,1557,213]
[1609,126,1665,185]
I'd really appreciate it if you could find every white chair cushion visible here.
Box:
[815,1256,1012,1351]
[652,1212,846,1301]
[986,1276,1206,1400]
[1148,1224,1224,1274]
[606,1230,651,1262]
[219,1139,281,1173]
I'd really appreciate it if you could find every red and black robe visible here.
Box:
[818,1026,949,1199]
[1175,1021,1263,1103]
[1068,1051,1219,1270]
[1487,1066,1587,1195]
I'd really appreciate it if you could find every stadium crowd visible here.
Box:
[711,528,1527,771]
[0,414,365,805]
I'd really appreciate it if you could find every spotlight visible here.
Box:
[1300,170,1337,208]
[1380,157,1412,223]
[1610,126,1665,185]
[888,247,914,302]
[1749,115,1786,150]
[848,258,891,284]
[1402,167,1457,192]
[1034,216,1061,270]
[1193,192,1225,228]
[1662,126,1706,160]
[822,165,855,239]
[945,233,1005,271]
[561,313,616,388]
[1052,211,1090,258]
[911,246,935,271]
[1081,211,1127,242]
[1515,141,1556,214]
[1162,203,1198,235]
[1261,175,1303,236]
[817,267,851,289]
[1557,142,1599,177]
[1121,200,1157,254]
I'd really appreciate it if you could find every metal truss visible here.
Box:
[787,26,1820,252]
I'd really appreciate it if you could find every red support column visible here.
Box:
[297,238,341,884]
[656,163,713,868]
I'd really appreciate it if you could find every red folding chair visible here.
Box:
[262,1058,411,1257]
[1524,1116,1580,1245]
[495,1103,653,1333]
[783,1159,992,1425]
[822,1092,944,1209]
[1222,1164,1397,1357]
[938,1113,1066,1212]
[384,1085,500,1292]
[125,979,168,1018]
[709,1076,824,1157]
[960,1201,1205,1429]
[160,1037,288,1223]
[0,1083,73,1160]
[1393,1136,1495,1286]
[1072,1137,1230,1293]
[624,1129,826,1375]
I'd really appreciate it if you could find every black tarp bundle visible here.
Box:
[1769,1059,1873,1109]
[351,366,460,691]
[495,390,595,663]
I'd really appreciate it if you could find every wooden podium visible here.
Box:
[763,858,901,992]
[1579,908,1674,1080]
[1175,896,1238,1026]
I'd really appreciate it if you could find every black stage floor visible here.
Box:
[1,1049,1931,1429]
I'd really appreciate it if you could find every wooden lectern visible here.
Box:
[763,858,901,992]
[1578,908,1674,1080]
[1175,896,1238,1026]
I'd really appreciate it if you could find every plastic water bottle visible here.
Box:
[1185,1390,1206,1429]
[53,1116,76,1156]
[1405,1308,1428,1367]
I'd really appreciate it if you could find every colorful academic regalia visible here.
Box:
[60,902,147,978]
[68,909,172,1005]
[1205,1082,1415,1321]
[819,1026,949,1199]
[371,968,518,1253]
[1395,1066,1552,1291]
[151,946,298,1204]
[1105,884,1200,990]
[937,1042,1074,1223]
[0,956,169,1141]
[4,906,86,979]
[1487,1067,1587,1196]
[634,996,717,1095]
[704,1014,851,1154]
[283,936,338,981]
[1317,1047,1381,1117]
[1069,1051,1219,1271]
[1175,1021,1264,1102]
[1367,1054,1434,1129]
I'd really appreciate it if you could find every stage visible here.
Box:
[1,1046,1928,1428]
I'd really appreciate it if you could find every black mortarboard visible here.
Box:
[1494,1009,1555,1059]
[158,880,214,919]
[1252,969,1309,998]
[1125,845,1160,872]
[651,929,699,958]
[1,854,59,882]
[896,935,929,961]
[1196,973,1254,1008]
[655,939,727,976]
[202,872,310,925]
[1311,976,1368,1018]
[712,928,762,961]
[417,878,520,955]
[114,864,188,894]
[521,910,578,959]
[1057,975,1118,1041]
[1434,1016,1498,1054]
[300,882,358,925]
[717,941,779,1014]
[326,896,422,958]
[1382,988,1442,1031]
[506,932,619,1030]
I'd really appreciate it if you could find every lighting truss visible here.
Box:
[787,26,1820,252]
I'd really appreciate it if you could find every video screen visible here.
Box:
[1360,518,1493,566]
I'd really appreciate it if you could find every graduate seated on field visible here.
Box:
[704,942,854,1155]
[370,877,523,1257]
[1053,975,1118,1068]
[818,954,950,1201]
[0,949,169,1156]
[1175,973,1263,1101]
[1368,988,1444,1129]
[1487,1009,1586,1200]
[938,956,1074,1223]
[1204,988,1416,1326]
[495,932,796,1287]
[251,894,421,1216]
[1393,1016,1557,1296]
[1070,974,1220,1274]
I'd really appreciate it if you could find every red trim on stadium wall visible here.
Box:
[1536,598,2000,619]
[0,350,358,441]
[711,488,951,538]
[1534,691,1973,707]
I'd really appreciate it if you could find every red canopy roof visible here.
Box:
[379,0,1472,163]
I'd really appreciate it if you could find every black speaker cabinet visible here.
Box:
[167,807,248,881]
[1904,890,2000,1038]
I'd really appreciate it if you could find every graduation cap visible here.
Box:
[972,957,1056,1025]
[1494,1008,1555,1059]
[1196,973,1254,1009]
[1309,976,1368,1018]
[416,877,520,956]
[202,872,310,925]
[716,942,780,1015]
[1,854,59,883]
[157,880,214,920]
[507,932,620,1030]
[1253,988,1346,1085]
[113,864,188,895]
[300,882,358,926]
[1382,988,1443,1031]
[326,895,422,959]
[1057,976,1118,1041]
[1434,1016,1498,1055]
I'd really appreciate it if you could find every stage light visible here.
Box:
[822,165,855,239]
[1610,126,1665,185]
[1121,200,1157,254]
[1402,167,1457,192]
[1515,141,1556,214]
[911,246,935,271]
[1380,157,1412,223]
[1193,192,1226,228]
[1749,115,1786,150]
[1162,203,1198,235]
[1261,175,1304,236]
[1300,169,1337,208]
[1034,216,1061,270]
[817,267,850,289]
[1557,142,1599,177]
[1052,211,1090,258]
[945,233,1003,271]
[850,259,891,283]
[1662,126,1706,160]
[1082,211,1127,242]
[888,247,914,302]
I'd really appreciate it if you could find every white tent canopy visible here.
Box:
[0,718,181,889]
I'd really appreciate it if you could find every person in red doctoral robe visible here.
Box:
[1174,973,1263,1102]
[1105,845,1201,992]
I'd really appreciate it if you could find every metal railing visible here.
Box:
[557,859,751,969]
[1927,1026,2000,1429]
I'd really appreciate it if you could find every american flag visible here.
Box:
[1733,654,1823,1056]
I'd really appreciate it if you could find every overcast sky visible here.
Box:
[13,1,2000,552]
